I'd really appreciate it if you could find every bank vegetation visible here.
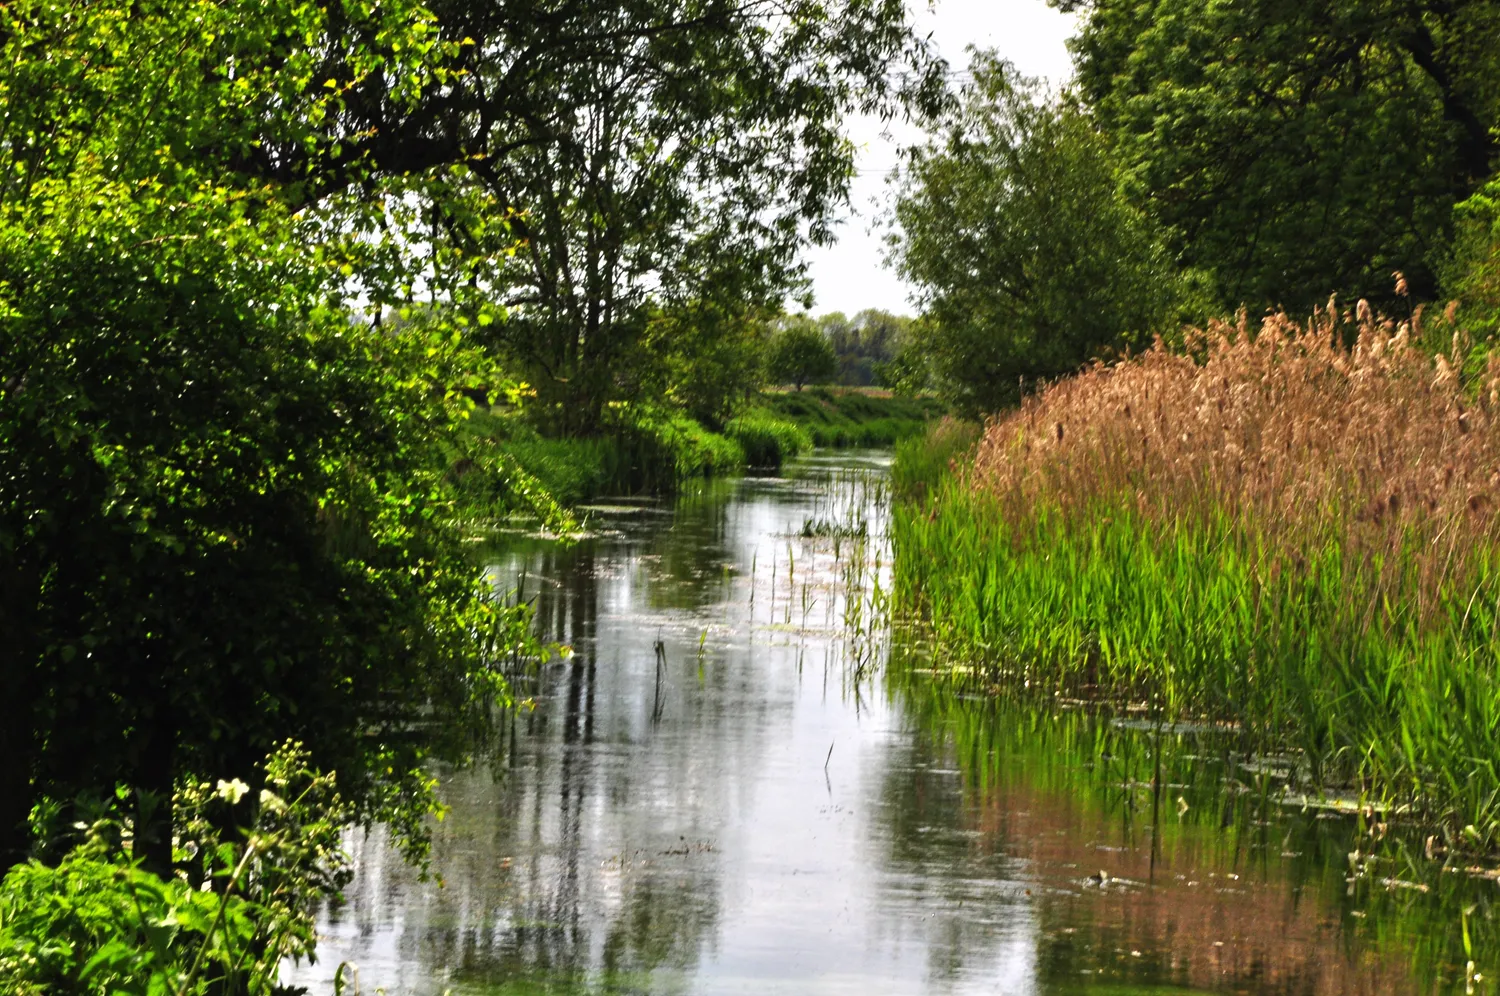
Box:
[895,300,1500,844]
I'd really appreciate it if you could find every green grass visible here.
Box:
[609,405,745,488]
[890,426,1500,850]
[890,417,979,501]
[448,407,746,523]
[757,388,941,447]
[723,412,813,468]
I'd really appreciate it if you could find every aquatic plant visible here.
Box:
[893,302,1500,846]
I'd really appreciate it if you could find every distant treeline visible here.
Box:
[770,310,913,389]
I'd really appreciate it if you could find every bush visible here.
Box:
[451,403,750,520]
[1444,173,1500,333]
[0,744,347,996]
[760,388,941,447]
[614,407,745,487]
[723,413,813,468]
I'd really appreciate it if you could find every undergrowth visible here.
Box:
[724,412,812,468]
[449,406,747,525]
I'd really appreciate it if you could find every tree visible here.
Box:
[642,301,774,429]
[1445,172,1500,332]
[246,0,944,435]
[0,0,533,876]
[766,318,839,390]
[1060,0,1500,309]
[890,53,1187,416]
[819,309,911,386]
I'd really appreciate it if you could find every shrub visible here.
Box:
[723,413,813,468]
[1445,174,1500,332]
[0,744,347,995]
[760,388,941,447]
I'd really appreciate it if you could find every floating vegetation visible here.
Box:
[799,516,868,538]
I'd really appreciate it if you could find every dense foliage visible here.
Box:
[1058,0,1500,310]
[1447,174,1500,329]
[891,54,1189,415]
[0,745,349,995]
[0,0,530,878]
[766,318,840,390]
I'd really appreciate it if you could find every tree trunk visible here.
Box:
[0,560,40,874]
[133,690,176,878]
[1399,17,1495,188]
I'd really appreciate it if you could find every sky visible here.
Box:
[798,0,1079,318]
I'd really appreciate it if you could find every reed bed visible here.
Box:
[894,303,1500,844]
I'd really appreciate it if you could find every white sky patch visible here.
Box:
[798,0,1078,318]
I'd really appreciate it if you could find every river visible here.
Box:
[284,451,1483,996]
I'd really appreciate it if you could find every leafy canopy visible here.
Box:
[767,318,839,390]
[891,52,1187,416]
[1061,0,1500,309]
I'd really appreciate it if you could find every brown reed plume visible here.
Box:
[969,299,1500,626]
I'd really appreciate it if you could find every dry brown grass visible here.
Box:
[895,294,1500,842]
[970,300,1500,621]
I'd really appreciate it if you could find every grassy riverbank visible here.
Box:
[893,307,1500,847]
[453,387,928,522]
[450,404,816,522]
[759,387,941,447]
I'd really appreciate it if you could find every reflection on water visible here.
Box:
[286,452,1481,996]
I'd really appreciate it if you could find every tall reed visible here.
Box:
[894,303,1500,844]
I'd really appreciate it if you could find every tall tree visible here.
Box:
[891,53,1185,416]
[819,310,911,386]
[217,0,942,433]
[1059,0,1500,308]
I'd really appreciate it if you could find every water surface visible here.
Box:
[287,452,1481,996]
